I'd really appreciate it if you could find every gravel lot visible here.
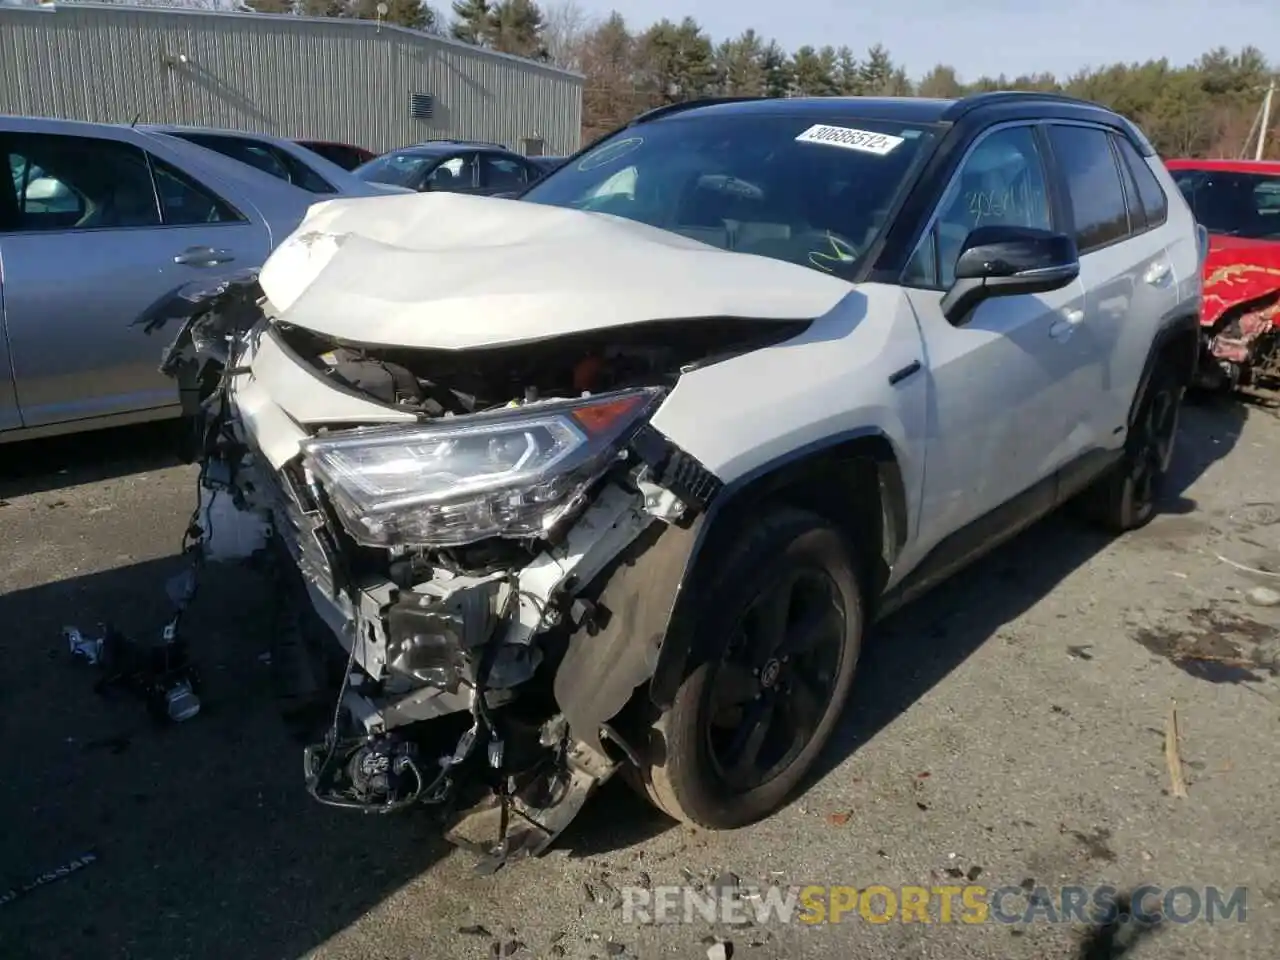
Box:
[1,399,1278,960]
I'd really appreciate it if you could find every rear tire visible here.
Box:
[1077,359,1184,533]
[633,508,865,829]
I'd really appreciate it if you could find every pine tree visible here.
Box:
[488,0,547,60]
[450,0,490,44]
[857,43,896,96]
[761,40,792,99]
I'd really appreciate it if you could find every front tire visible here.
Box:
[635,508,865,829]
[1079,359,1184,532]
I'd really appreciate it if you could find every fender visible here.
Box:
[553,427,910,752]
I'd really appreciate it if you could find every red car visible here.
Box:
[1165,158,1280,390]
[294,139,377,171]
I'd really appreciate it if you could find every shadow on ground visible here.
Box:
[0,400,1252,958]
[0,420,186,500]
[810,396,1249,783]
[0,557,451,960]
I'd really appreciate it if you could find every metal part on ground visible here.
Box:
[443,738,618,874]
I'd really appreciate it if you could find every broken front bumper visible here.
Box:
[156,275,720,864]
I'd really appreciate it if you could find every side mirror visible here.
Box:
[940,225,1080,325]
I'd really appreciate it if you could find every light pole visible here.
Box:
[1256,78,1275,162]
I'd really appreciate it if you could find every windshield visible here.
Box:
[1171,168,1280,241]
[521,114,936,277]
[354,151,438,188]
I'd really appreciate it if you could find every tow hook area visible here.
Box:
[304,706,619,873]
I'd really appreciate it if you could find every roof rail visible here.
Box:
[943,89,1158,156]
[628,96,767,127]
[942,90,1104,121]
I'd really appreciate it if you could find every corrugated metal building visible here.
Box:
[0,2,583,155]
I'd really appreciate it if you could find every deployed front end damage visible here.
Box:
[1197,260,1280,392]
[154,268,802,869]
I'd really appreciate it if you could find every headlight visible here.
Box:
[302,387,664,547]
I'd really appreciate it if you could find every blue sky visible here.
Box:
[572,0,1279,83]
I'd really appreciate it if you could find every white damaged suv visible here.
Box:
[159,93,1203,866]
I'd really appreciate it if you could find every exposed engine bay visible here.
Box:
[149,269,803,869]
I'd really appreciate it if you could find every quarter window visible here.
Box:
[3,133,160,232]
[907,125,1052,288]
[1113,135,1167,227]
[151,157,241,225]
[1112,137,1147,234]
[1047,125,1130,253]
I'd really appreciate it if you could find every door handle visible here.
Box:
[174,246,235,267]
[1143,260,1172,287]
[1049,309,1085,340]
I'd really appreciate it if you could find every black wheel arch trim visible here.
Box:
[1128,306,1201,428]
[552,427,911,752]
[648,427,908,709]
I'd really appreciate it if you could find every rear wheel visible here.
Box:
[634,508,865,829]
[1078,359,1183,532]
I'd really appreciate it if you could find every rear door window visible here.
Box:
[480,154,532,190]
[3,133,160,232]
[1046,125,1130,252]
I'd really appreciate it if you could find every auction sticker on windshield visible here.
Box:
[795,124,904,155]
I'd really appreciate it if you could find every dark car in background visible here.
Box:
[353,140,547,196]
[295,139,376,171]
[530,155,567,175]
[141,125,402,197]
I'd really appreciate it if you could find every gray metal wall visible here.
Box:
[0,3,583,154]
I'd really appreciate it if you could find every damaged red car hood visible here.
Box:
[1202,236,1280,327]
[257,192,856,350]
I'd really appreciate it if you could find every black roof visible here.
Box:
[626,91,1155,156]
[630,96,957,126]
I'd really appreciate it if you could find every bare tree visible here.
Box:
[541,0,589,72]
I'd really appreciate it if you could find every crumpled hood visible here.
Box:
[258,192,855,349]
[1202,237,1280,327]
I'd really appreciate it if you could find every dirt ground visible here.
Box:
[1,397,1278,960]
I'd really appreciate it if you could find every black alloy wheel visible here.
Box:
[634,508,865,829]
[705,567,846,794]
